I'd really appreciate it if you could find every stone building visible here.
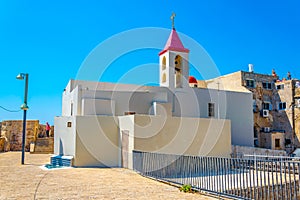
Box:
[0,120,54,152]
[206,68,300,152]
[295,84,300,148]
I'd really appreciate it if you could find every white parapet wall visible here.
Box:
[119,114,232,170]
[133,115,231,157]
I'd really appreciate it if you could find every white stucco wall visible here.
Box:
[118,115,135,169]
[160,51,171,88]
[191,88,253,147]
[129,115,231,157]
[225,90,254,146]
[117,114,231,169]
[55,114,231,167]
[54,115,120,167]
[81,98,115,116]
[151,102,172,116]
[62,84,82,116]
[54,116,76,156]
[74,116,120,167]
[60,79,253,149]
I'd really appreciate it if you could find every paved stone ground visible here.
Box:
[0,152,218,200]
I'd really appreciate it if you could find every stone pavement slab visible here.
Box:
[0,152,218,200]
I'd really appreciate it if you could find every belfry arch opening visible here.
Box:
[174,55,182,88]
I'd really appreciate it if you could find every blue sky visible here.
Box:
[0,0,299,124]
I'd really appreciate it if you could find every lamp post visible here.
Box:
[16,73,29,165]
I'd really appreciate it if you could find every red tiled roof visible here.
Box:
[159,29,189,55]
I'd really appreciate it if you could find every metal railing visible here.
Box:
[133,150,300,199]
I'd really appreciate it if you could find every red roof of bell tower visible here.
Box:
[159,28,190,56]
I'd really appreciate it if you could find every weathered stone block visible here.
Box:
[0,137,5,152]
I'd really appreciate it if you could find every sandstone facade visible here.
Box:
[294,87,300,148]
[207,71,300,152]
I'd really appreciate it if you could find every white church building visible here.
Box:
[54,26,253,168]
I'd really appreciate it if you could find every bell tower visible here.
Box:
[159,13,190,89]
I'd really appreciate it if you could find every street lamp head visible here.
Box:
[16,73,24,80]
[20,103,29,110]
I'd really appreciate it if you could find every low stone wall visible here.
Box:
[232,145,287,157]
[32,138,54,154]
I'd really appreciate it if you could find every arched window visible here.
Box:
[162,73,166,83]
[162,56,166,70]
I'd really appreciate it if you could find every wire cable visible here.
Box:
[0,105,21,112]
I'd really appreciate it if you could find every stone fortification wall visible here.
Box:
[0,120,39,151]
[0,120,54,152]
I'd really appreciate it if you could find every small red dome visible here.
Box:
[189,76,197,84]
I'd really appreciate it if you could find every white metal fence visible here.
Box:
[133,150,300,199]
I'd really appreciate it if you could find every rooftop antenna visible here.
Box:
[248,64,254,73]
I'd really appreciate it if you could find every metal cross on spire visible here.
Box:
[171,12,176,29]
